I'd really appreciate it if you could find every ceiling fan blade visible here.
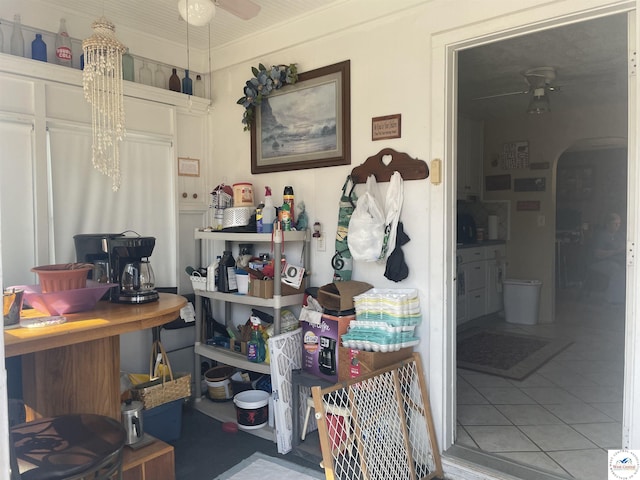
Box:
[472,90,529,101]
[215,0,261,20]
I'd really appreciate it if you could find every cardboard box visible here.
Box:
[230,339,247,355]
[302,313,353,383]
[338,347,414,381]
[317,281,372,312]
[248,278,304,299]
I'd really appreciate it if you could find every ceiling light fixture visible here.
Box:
[178,0,216,27]
[82,17,127,191]
[527,87,550,114]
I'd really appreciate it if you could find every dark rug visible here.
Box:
[456,329,573,380]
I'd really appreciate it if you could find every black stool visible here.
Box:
[10,413,126,480]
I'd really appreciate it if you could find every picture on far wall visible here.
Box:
[251,60,351,174]
[501,140,529,169]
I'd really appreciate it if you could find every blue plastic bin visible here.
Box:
[142,399,183,443]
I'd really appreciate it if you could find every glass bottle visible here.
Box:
[55,18,72,66]
[139,61,152,86]
[10,14,25,57]
[154,64,166,89]
[194,74,205,97]
[122,48,134,81]
[216,250,237,293]
[31,33,47,62]
[182,69,193,95]
[169,68,181,92]
[0,21,4,54]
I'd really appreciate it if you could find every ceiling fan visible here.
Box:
[178,0,261,26]
[473,66,560,113]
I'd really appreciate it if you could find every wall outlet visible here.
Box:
[316,234,326,252]
[537,214,545,227]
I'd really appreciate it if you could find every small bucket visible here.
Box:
[205,366,235,401]
[233,390,269,430]
[232,183,254,206]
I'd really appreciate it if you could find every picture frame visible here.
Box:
[372,114,401,141]
[251,60,351,174]
[177,157,200,177]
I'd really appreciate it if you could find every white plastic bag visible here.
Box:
[379,171,404,262]
[348,175,385,262]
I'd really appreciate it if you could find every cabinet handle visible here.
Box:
[182,192,187,198]
[193,193,198,199]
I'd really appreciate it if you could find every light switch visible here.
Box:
[430,158,442,185]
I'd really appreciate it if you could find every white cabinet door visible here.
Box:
[177,111,208,211]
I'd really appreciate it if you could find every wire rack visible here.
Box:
[311,353,443,480]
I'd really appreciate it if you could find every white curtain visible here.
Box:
[47,124,177,287]
[0,119,36,286]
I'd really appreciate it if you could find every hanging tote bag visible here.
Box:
[332,175,358,281]
[379,171,404,262]
[131,340,191,409]
[348,175,385,262]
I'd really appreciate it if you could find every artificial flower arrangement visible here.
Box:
[237,63,298,131]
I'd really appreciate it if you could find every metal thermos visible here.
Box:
[121,399,144,445]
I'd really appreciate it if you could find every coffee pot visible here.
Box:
[120,259,158,304]
[121,399,144,445]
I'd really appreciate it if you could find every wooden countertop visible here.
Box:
[4,293,187,358]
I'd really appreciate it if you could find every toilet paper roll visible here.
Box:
[488,215,499,240]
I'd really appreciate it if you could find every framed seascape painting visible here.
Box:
[251,60,351,174]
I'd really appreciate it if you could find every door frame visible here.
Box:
[429,0,639,458]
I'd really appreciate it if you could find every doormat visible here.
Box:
[457,328,573,380]
[214,452,324,480]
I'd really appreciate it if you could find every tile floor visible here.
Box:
[456,290,625,479]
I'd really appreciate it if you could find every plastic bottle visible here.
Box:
[247,316,266,363]
[31,33,47,62]
[262,187,276,233]
[182,69,193,95]
[10,15,24,57]
[217,251,238,293]
[256,201,264,233]
[283,186,295,226]
[206,256,220,291]
[139,61,153,86]
[194,74,204,97]
[122,48,134,81]
[55,18,72,67]
[169,68,181,92]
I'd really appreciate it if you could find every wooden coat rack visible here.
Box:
[350,148,429,184]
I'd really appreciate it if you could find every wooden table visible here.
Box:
[4,293,187,420]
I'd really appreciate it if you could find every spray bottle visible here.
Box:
[247,316,266,363]
[262,187,276,233]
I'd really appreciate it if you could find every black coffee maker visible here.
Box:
[318,336,337,375]
[74,233,159,304]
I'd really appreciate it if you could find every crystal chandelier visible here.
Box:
[82,17,126,191]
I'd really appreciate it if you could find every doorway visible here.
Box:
[448,11,631,480]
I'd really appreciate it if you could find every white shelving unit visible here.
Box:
[192,228,309,440]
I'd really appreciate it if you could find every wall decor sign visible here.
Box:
[501,141,529,169]
[251,60,351,174]
[529,161,550,170]
[177,157,200,177]
[485,174,511,191]
[371,114,401,140]
[517,200,541,211]
[514,177,546,192]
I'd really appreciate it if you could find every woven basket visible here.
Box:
[131,340,191,410]
[190,272,207,291]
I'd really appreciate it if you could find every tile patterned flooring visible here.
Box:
[456,291,625,479]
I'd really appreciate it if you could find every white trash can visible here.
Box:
[503,279,542,325]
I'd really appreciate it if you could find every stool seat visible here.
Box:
[11,413,126,480]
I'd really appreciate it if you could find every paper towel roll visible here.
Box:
[488,215,499,240]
